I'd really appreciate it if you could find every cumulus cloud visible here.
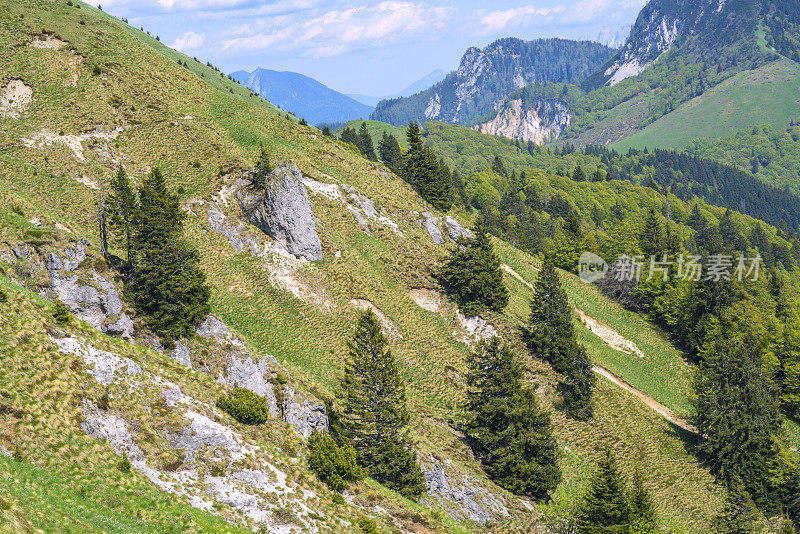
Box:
[476,0,644,33]
[478,5,565,34]
[171,30,206,51]
[221,1,454,57]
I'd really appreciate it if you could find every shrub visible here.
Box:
[210,464,225,477]
[10,204,24,217]
[358,516,378,534]
[216,388,268,425]
[53,299,73,325]
[307,431,364,491]
[0,287,7,303]
[12,447,23,462]
[117,452,131,473]
[97,392,110,411]
[0,496,10,510]
[331,492,345,505]
[271,506,297,525]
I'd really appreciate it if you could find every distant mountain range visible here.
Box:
[581,25,633,49]
[231,68,373,126]
[370,38,614,128]
[347,70,448,107]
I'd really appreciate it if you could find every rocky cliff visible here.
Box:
[474,99,572,144]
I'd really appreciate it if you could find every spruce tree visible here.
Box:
[713,477,758,534]
[562,346,595,420]
[128,168,211,345]
[107,167,137,263]
[639,208,663,258]
[249,144,272,191]
[464,338,561,500]
[628,467,658,534]
[440,224,509,317]
[575,446,631,534]
[573,166,586,182]
[528,254,579,375]
[340,126,359,147]
[492,155,508,177]
[321,125,332,137]
[691,334,782,503]
[402,121,451,211]
[357,122,377,161]
[378,132,403,173]
[339,310,424,499]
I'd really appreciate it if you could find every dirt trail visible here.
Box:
[501,263,696,433]
[593,365,696,433]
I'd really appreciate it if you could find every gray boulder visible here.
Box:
[224,356,279,416]
[444,216,474,243]
[283,386,327,438]
[103,313,134,340]
[236,162,323,262]
[171,342,192,368]
[422,212,444,244]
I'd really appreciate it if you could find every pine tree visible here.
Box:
[321,125,332,137]
[339,310,424,499]
[691,334,782,503]
[464,338,561,500]
[357,122,377,161]
[628,467,658,534]
[528,254,579,375]
[378,132,403,173]
[128,168,211,345]
[248,144,272,191]
[440,224,509,317]
[576,446,631,534]
[573,166,586,182]
[562,346,595,420]
[107,167,137,263]
[713,477,758,534]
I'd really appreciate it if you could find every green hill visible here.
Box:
[1,1,794,533]
[614,58,800,151]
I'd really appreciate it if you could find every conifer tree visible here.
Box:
[628,467,658,534]
[562,346,595,420]
[639,208,663,258]
[128,168,211,345]
[492,155,508,177]
[321,125,332,137]
[528,254,579,375]
[440,224,509,317]
[339,310,424,499]
[248,144,272,191]
[691,334,782,503]
[107,167,137,263]
[713,477,758,534]
[576,446,631,534]
[357,122,377,161]
[378,132,403,173]
[403,121,451,211]
[340,126,359,147]
[572,166,586,182]
[464,338,561,500]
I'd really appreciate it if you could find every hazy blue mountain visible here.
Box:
[347,70,448,107]
[232,68,373,125]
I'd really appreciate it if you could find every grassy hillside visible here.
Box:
[614,58,800,151]
[0,0,769,532]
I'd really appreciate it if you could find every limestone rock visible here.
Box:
[171,341,192,368]
[236,162,323,262]
[422,212,444,244]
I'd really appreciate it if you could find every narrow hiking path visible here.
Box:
[592,365,696,433]
[501,263,697,434]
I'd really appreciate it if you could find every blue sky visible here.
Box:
[100,0,646,96]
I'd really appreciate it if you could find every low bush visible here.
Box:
[117,453,131,473]
[52,299,72,325]
[216,387,268,425]
[358,516,378,534]
[307,431,364,491]
[0,287,7,303]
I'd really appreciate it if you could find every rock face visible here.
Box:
[421,454,509,524]
[236,162,323,262]
[421,212,444,244]
[475,99,572,144]
[46,240,134,340]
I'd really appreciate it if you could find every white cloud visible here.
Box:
[478,5,565,34]
[220,1,454,57]
[172,30,206,51]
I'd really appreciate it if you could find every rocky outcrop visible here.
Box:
[236,162,323,262]
[46,240,134,340]
[421,454,509,524]
[444,217,474,243]
[421,212,444,244]
[475,99,571,144]
[283,387,327,438]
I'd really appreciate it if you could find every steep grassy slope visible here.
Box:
[614,58,800,151]
[0,1,753,532]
